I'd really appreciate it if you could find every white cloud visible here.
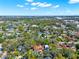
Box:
[53,5,59,8]
[31,2,40,6]
[31,7,37,10]
[31,2,52,7]
[27,0,33,2]
[38,3,52,7]
[69,0,79,4]
[17,4,24,7]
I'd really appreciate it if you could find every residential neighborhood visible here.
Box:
[0,16,78,59]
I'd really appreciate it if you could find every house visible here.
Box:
[6,28,14,33]
[16,55,22,59]
[64,35,74,41]
[31,25,38,28]
[75,32,79,35]
[77,24,79,28]
[61,24,66,29]
[53,26,58,29]
[71,46,76,52]
[75,21,79,24]
[32,44,44,53]
[0,21,4,24]
[1,51,7,59]
[0,44,3,55]
[74,42,79,45]
[44,45,49,50]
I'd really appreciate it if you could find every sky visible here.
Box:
[0,0,79,16]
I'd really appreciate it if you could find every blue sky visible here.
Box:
[0,0,79,16]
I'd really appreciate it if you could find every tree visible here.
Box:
[76,44,79,50]
[2,26,6,31]
[56,53,65,59]
[18,25,24,32]
[27,49,37,59]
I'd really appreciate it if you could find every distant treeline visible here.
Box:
[0,16,79,21]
